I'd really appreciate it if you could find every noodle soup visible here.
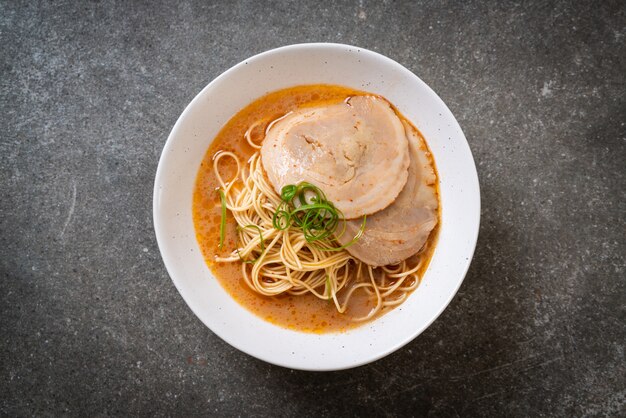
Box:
[193,84,439,333]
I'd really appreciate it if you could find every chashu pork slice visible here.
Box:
[336,122,438,267]
[261,96,410,219]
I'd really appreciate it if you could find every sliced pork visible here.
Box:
[336,122,438,266]
[261,96,410,219]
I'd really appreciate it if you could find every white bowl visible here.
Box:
[153,43,480,371]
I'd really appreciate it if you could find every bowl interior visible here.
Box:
[153,43,480,371]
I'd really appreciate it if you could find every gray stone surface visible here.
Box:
[1,0,625,416]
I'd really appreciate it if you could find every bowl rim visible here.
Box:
[153,42,480,371]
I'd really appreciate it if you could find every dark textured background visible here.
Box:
[1,0,625,416]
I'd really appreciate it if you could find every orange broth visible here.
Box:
[192,84,439,333]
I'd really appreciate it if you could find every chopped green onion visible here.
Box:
[272,205,291,230]
[236,248,256,264]
[235,225,265,264]
[295,182,324,206]
[316,215,367,252]
[238,224,265,250]
[274,182,366,250]
[280,184,297,202]
[218,189,226,250]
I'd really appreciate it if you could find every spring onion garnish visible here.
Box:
[317,215,366,252]
[236,225,265,264]
[273,182,365,249]
[240,225,265,251]
[272,207,291,230]
[218,189,226,250]
[280,184,298,202]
